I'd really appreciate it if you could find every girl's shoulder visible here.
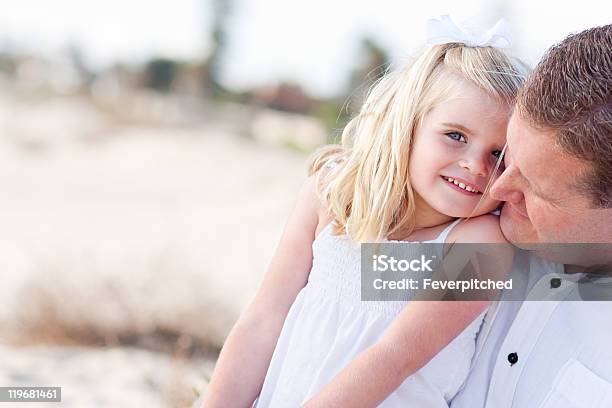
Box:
[301,173,335,239]
[446,214,507,244]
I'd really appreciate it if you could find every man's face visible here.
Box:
[490,112,612,245]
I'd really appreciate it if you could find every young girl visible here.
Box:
[200,21,528,408]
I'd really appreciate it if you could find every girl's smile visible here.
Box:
[440,175,483,195]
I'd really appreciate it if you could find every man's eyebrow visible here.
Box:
[441,122,472,134]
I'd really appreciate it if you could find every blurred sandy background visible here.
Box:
[0,1,610,407]
[0,77,316,406]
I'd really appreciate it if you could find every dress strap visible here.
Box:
[436,218,463,243]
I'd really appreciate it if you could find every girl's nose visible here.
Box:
[459,156,488,177]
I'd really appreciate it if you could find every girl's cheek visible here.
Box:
[435,143,459,160]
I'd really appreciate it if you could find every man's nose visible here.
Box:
[490,166,523,203]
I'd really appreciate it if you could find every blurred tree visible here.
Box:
[311,36,391,143]
[345,36,391,112]
[67,44,94,88]
[354,37,390,84]
[143,58,180,93]
[0,52,16,76]
[204,0,232,98]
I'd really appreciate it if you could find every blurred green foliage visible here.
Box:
[144,58,180,92]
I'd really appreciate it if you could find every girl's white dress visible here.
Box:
[253,218,485,407]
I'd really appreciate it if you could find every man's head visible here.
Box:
[491,24,612,245]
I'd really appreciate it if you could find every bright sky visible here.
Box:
[0,0,610,98]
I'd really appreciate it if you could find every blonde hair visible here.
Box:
[307,43,529,243]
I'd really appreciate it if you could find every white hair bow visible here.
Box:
[426,15,512,48]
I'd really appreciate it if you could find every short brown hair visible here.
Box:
[517,24,612,208]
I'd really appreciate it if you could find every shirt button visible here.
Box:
[507,352,518,366]
[550,278,562,288]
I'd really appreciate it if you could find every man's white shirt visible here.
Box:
[451,251,612,408]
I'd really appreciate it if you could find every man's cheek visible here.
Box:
[523,202,547,230]
[525,196,551,220]
[531,206,565,235]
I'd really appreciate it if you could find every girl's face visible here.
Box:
[408,79,510,220]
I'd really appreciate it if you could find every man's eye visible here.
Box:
[446,131,466,143]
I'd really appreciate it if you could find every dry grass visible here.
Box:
[8,250,229,356]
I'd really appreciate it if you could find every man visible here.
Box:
[451,24,612,407]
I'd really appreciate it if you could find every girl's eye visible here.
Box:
[491,150,506,170]
[446,131,466,143]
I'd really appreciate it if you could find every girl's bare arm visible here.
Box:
[201,176,325,408]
